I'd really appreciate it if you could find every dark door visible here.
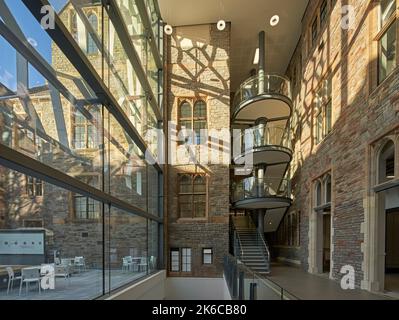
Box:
[323,214,331,273]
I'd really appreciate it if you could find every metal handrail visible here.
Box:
[229,217,244,259]
[223,254,299,300]
[249,216,271,263]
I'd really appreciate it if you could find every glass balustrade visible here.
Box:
[233,73,292,114]
[232,177,291,203]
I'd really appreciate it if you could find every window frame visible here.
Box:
[314,77,332,145]
[178,98,208,146]
[26,175,43,197]
[202,248,213,265]
[181,247,192,273]
[376,0,398,85]
[309,0,331,51]
[178,174,208,220]
[72,175,101,221]
[170,248,180,272]
[72,106,99,150]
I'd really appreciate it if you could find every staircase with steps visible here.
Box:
[231,216,271,274]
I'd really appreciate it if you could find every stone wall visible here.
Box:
[280,0,399,288]
[166,24,231,277]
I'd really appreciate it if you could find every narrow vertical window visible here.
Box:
[170,248,180,272]
[87,13,98,54]
[182,248,192,272]
[203,248,213,265]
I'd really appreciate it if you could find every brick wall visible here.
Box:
[166,24,231,278]
[282,0,399,287]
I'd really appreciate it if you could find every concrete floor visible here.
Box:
[0,269,146,300]
[267,264,393,300]
[385,274,399,298]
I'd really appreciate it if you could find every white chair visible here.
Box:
[74,256,86,273]
[138,257,147,272]
[6,267,22,295]
[19,268,41,296]
[55,265,71,285]
[122,257,133,272]
[54,257,61,265]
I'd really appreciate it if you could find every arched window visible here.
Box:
[178,99,207,145]
[378,140,395,184]
[87,13,98,54]
[315,180,322,206]
[324,174,332,204]
[178,174,207,219]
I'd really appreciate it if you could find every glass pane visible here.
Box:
[193,100,206,118]
[0,165,103,300]
[180,102,192,119]
[179,195,193,218]
[179,176,192,193]
[379,21,397,83]
[193,176,206,193]
[109,207,148,290]
[106,111,147,210]
[148,220,159,272]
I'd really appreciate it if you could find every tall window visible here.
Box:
[276,211,300,247]
[170,248,180,272]
[87,13,98,54]
[311,17,318,47]
[315,78,332,144]
[26,176,43,197]
[309,0,331,50]
[179,99,207,145]
[181,248,192,272]
[378,0,397,83]
[73,108,98,149]
[74,176,100,220]
[178,174,207,219]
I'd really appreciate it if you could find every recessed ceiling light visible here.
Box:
[270,15,280,27]
[217,20,226,31]
[164,24,173,35]
[253,48,259,65]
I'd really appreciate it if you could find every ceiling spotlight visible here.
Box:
[164,24,173,35]
[217,20,226,31]
[270,15,280,27]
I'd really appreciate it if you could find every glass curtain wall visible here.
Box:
[0,0,163,300]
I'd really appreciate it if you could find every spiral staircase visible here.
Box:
[230,31,293,274]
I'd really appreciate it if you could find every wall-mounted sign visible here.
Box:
[0,231,45,255]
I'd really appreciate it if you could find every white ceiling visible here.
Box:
[158,0,309,91]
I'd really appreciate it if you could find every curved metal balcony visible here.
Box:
[233,125,292,166]
[232,74,292,124]
[232,177,292,210]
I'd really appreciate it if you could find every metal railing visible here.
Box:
[233,73,292,113]
[232,177,291,203]
[248,216,271,267]
[233,125,291,154]
[224,254,299,300]
[229,216,244,260]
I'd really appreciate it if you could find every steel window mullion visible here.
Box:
[21,0,161,173]
[0,144,163,223]
[106,0,161,119]
[135,0,162,70]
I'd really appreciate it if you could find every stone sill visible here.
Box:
[370,65,399,98]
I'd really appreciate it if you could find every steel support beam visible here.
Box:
[136,0,162,69]
[21,0,161,172]
[107,0,161,120]
[0,144,162,223]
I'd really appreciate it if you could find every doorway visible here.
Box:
[385,209,399,293]
[323,213,331,274]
